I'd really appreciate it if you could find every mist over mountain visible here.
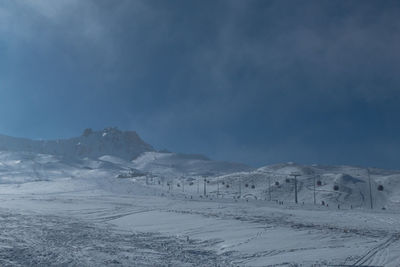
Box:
[0,127,154,160]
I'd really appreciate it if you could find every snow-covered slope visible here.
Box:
[0,151,125,188]
[0,152,399,266]
[202,162,400,209]
[0,135,399,265]
[130,151,253,178]
[0,128,398,211]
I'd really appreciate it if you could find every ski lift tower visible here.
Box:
[313,175,317,205]
[290,173,301,204]
[203,176,207,197]
[261,171,273,201]
[367,168,373,209]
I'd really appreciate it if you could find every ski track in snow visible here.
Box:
[0,209,234,267]
[1,190,399,266]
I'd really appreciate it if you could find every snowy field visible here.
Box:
[0,151,399,266]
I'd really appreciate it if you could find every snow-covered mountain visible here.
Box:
[0,130,400,266]
[0,128,252,181]
[0,128,399,210]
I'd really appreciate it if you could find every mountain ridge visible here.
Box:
[0,127,154,160]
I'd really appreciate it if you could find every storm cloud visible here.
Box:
[0,0,400,168]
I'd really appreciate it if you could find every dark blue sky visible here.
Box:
[1,0,400,168]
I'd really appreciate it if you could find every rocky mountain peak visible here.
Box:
[0,128,155,160]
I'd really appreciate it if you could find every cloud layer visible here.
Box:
[1,0,400,168]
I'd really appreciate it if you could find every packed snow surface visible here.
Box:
[0,132,399,266]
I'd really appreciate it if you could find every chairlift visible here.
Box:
[333,185,339,191]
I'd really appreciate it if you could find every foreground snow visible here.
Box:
[1,183,400,266]
[0,151,399,266]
